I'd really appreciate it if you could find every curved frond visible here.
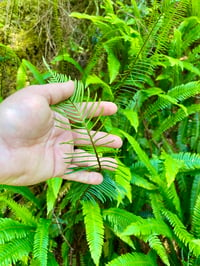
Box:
[171,152,200,170]
[33,218,51,266]
[0,196,37,226]
[0,185,41,208]
[148,235,170,266]
[106,252,155,266]
[0,218,34,244]
[82,175,119,203]
[122,218,172,240]
[191,195,200,238]
[153,104,200,140]
[120,130,159,182]
[145,81,200,119]
[0,237,32,266]
[82,201,104,266]
[162,209,200,256]
[190,174,200,214]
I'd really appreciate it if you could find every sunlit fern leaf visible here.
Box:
[0,218,34,244]
[103,208,143,233]
[171,152,200,170]
[46,177,63,215]
[161,209,200,257]
[0,237,33,265]
[103,208,141,249]
[191,194,200,238]
[82,201,104,266]
[115,161,132,205]
[33,218,51,266]
[0,196,37,226]
[148,235,170,266]
[122,218,172,239]
[179,16,200,51]
[106,252,156,266]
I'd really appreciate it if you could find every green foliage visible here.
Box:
[82,201,104,265]
[1,0,200,265]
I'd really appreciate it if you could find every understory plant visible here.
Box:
[0,0,200,265]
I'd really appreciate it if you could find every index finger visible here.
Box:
[19,81,75,105]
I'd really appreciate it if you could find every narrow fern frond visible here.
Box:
[44,60,117,174]
[120,130,159,182]
[0,196,37,226]
[33,218,51,266]
[103,208,140,249]
[191,195,200,238]
[81,175,119,203]
[103,208,142,232]
[82,201,104,266]
[148,235,170,266]
[190,174,200,214]
[0,237,33,266]
[0,218,34,244]
[145,81,200,119]
[122,218,172,240]
[0,185,41,208]
[162,209,200,256]
[171,152,200,170]
[106,252,155,266]
[153,104,200,140]
[46,177,63,215]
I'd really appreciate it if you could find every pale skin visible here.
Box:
[0,81,122,186]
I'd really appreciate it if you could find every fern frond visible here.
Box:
[115,162,132,205]
[153,104,200,140]
[148,235,170,266]
[103,208,140,249]
[0,196,37,226]
[191,194,200,238]
[190,174,200,214]
[120,130,159,183]
[122,218,172,240]
[82,175,119,203]
[162,209,200,256]
[103,208,142,229]
[0,218,34,244]
[0,237,33,265]
[106,252,155,266]
[0,185,41,208]
[145,81,200,119]
[33,218,51,266]
[161,183,182,218]
[46,177,63,215]
[179,16,200,51]
[82,201,104,266]
[171,152,200,170]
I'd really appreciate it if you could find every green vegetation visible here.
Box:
[0,0,200,265]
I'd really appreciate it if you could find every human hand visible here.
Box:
[0,82,122,186]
